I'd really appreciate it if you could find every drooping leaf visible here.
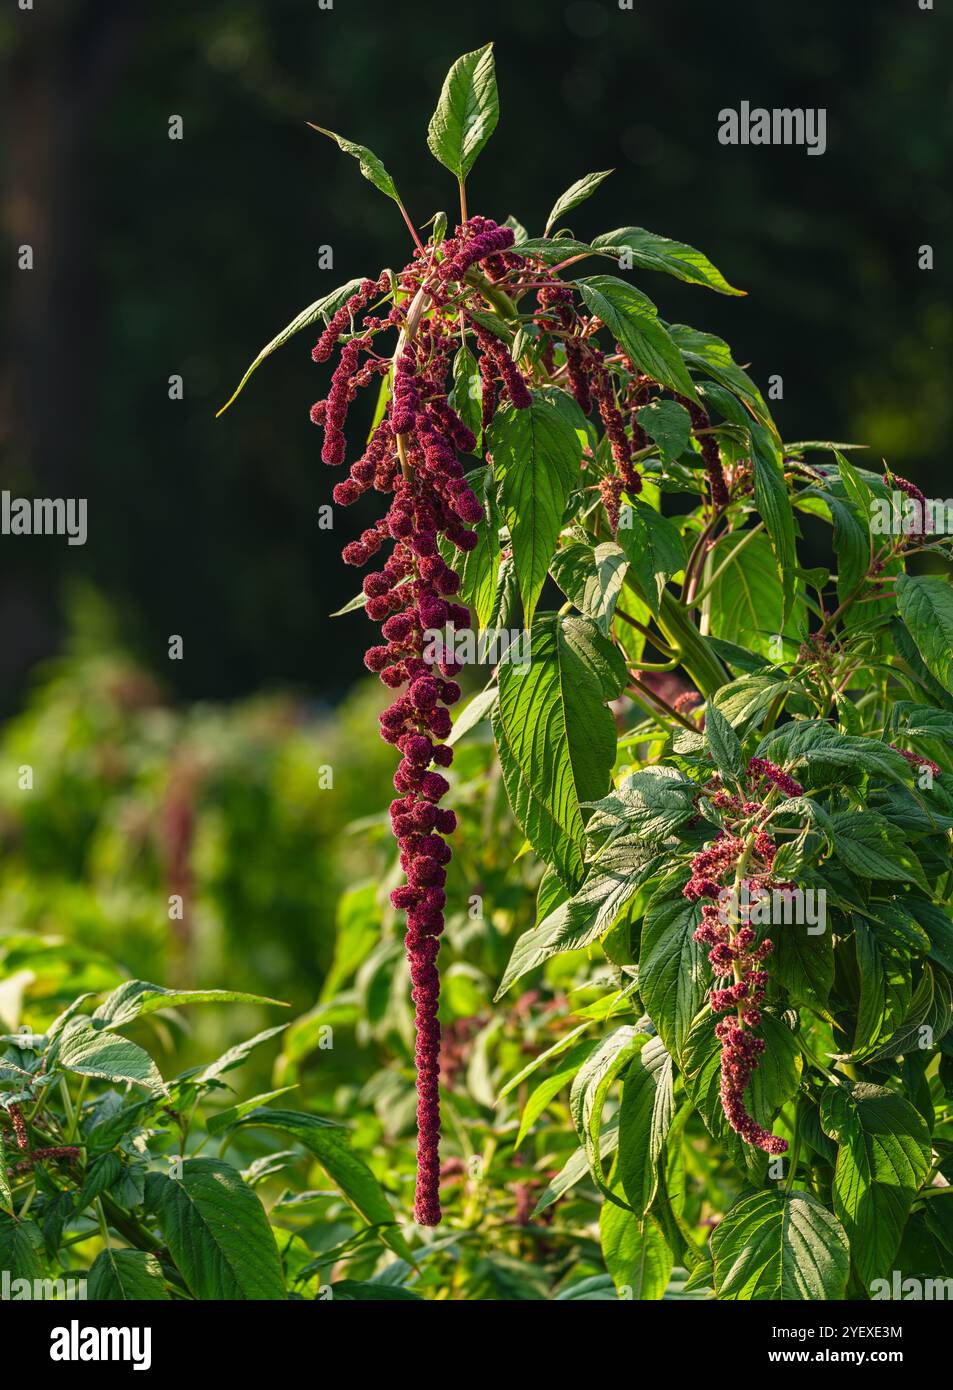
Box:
[897,575,953,694]
[449,344,483,451]
[439,467,501,627]
[570,1024,650,1193]
[492,615,623,892]
[495,832,662,998]
[705,703,745,781]
[667,323,776,436]
[638,882,707,1063]
[615,500,687,617]
[618,1036,675,1215]
[820,1082,931,1286]
[578,276,699,403]
[225,1109,413,1261]
[307,125,402,202]
[549,541,629,636]
[217,279,365,416]
[87,1249,169,1301]
[750,423,798,622]
[145,1158,286,1299]
[636,399,693,462]
[711,1189,850,1300]
[600,1198,672,1299]
[489,394,582,625]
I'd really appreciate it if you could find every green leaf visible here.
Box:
[830,810,927,887]
[545,170,613,234]
[714,672,790,728]
[495,833,661,998]
[852,914,915,1056]
[447,685,497,747]
[667,323,776,436]
[57,1022,164,1093]
[0,1213,42,1282]
[532,1115,619,1215]
[711,1189,850,1300]
[94,980,285,1028]
[600,1199,672,1299]
[638,882,707,1063]
[514,237,615,264]
[592,226,744,296]
[820,1082,931,1286]
[750,423,798,622]
[307,124,401,202]
[189,1024,289,1084]
[577,276,700,403]
[0,1135,11,1213]
[759,721,910,785]
[226,1109,413,1260]
[87,1249,169,1301]
[492,615,622,892]
[449,344,483,451]
[489,394,582,625]
[216,279,365,416]
[587,766,699,844]
[706,530,794,660]
[636,399,693,462]
[439,467,500,627]
[515,1041,596,1147]
[618,1036,675,1215]
[145,1158,286,1299]
[705,703,745,781]
[571,1024,650,1193]
[330,1280,423,1301]
[550,541,629,636]
[427,44,499,181]
[615,499,686,617]
[897,575,953,694]
[207,1088,299,1136]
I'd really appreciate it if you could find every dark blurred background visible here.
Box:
[2,0,951,714]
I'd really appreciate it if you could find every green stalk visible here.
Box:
[655,589,729,698]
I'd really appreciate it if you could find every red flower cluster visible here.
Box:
[887,471,928,541]
[747,756,804,799]
[307,216,536,1226]
[683,757,797,1154]
[892,745,941,778]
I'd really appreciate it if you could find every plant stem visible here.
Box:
[690,522,765,606]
